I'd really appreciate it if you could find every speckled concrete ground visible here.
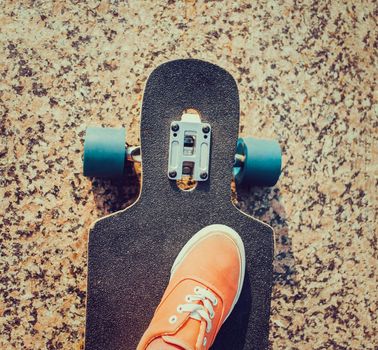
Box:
[0,1,377,349]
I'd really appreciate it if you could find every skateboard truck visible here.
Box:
[83,90,281,185]
[126,145,141,163]
[83,126,282,186]
[167,112,211,181]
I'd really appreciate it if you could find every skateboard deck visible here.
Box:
[85,59,274,349]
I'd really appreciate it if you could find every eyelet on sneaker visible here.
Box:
[177,305,183,313]
[169,315,178,324]
[203,337,207,346]
[213,297,218,306]
[194,286,201,294]
[185,295,191,302]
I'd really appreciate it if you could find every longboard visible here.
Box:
[85,59,274,350]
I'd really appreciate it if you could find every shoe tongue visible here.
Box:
[162,318,206,350]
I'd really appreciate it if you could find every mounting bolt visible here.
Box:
[169,170,177,178]
[171,123,179,132]
[202,125,210,134]
[200,171,208,180]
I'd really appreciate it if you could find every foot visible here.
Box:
[137,224,246,350]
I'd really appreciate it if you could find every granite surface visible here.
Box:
[0,1,377,349]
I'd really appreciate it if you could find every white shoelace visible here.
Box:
[176,286,218,333]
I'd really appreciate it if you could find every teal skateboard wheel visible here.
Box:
[83,127,126,178]
[233,137,282,186]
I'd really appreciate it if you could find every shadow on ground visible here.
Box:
[234,185,294,286]
[90,162,140,214]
